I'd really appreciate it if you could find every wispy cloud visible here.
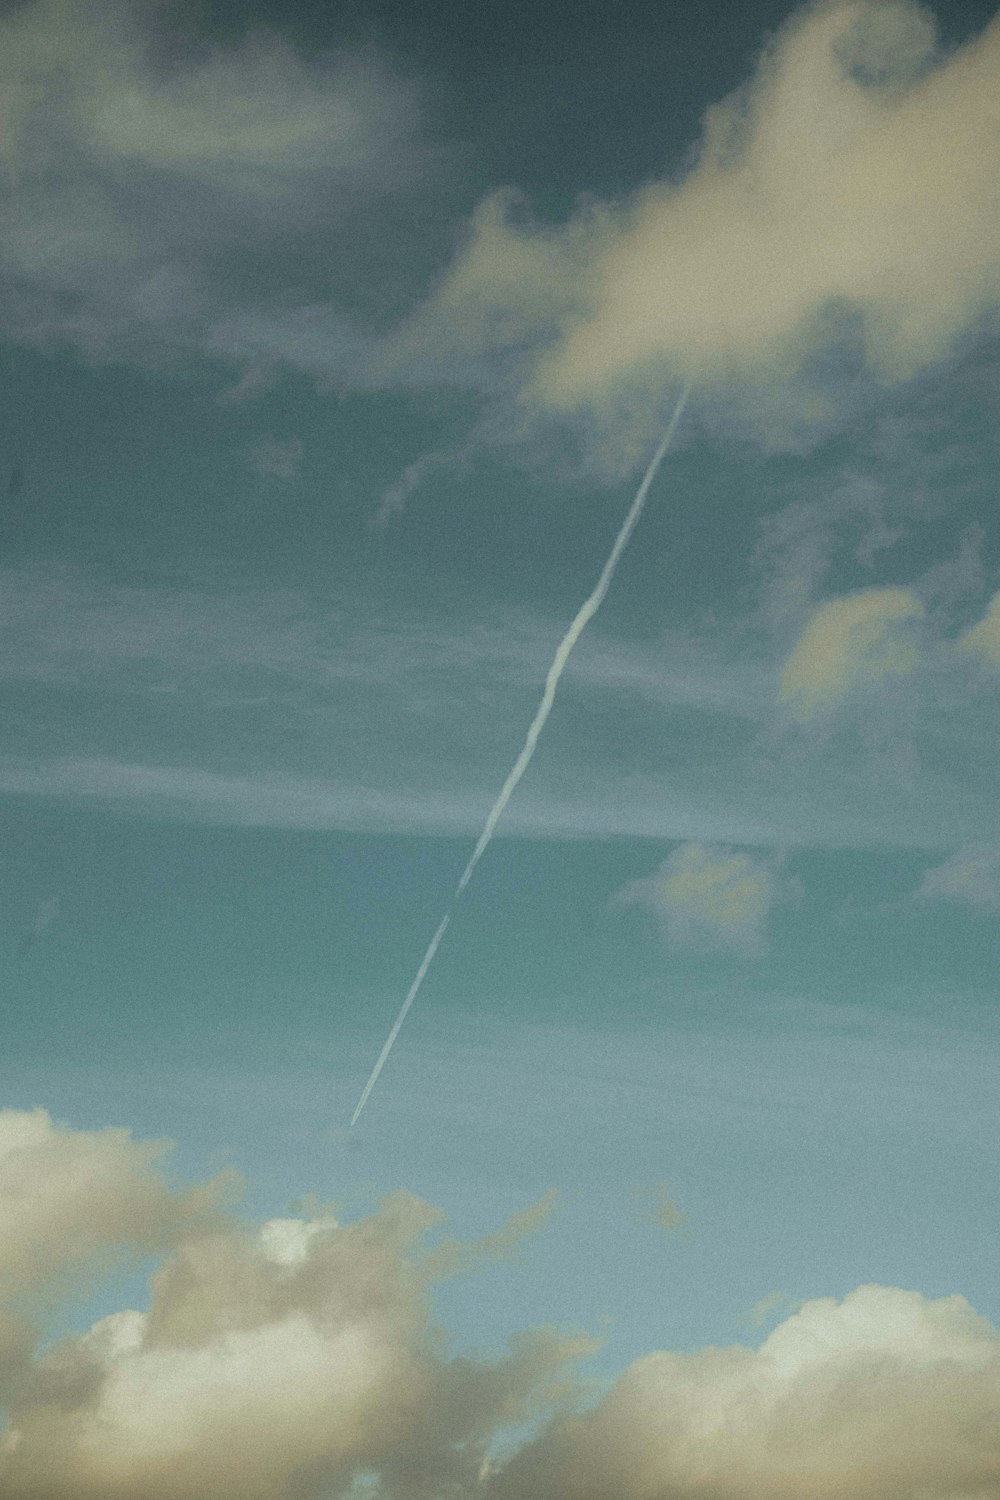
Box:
[915,846,1000,910]
[370,448,465,529]
[17,894,60,960]
[958,589,1000,666]
[248,438,304,483]
[1,562,1000,849]
[0,0,429,370]
[634,1183,689,1234]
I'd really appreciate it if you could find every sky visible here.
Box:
[1,0,999,1494]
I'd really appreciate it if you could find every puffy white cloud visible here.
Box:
[0,1108,228,1304]
[779,586,923,720]
[0,1108,230,1418]
[0,1111,578,1500]
[387,1,1000,455]
[916,846,1000,909]
[486,1284,1000,1500]
[614,842,784,956]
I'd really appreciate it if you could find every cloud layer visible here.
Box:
[1,1110,997,1499]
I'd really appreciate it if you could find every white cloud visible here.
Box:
[0,1110,579,1500]
[0,1108,228,1304]
[614,842,784,956]
[779,586,923,720]
[0,1108,229,1411]
[916,846,1000,909]
[486,1284,1000,1500]
[1,1109,999,1499]
[386,1,1000,457]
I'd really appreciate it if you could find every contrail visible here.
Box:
[350,383,691,1128]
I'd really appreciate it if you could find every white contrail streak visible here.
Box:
[350,383,691,1128]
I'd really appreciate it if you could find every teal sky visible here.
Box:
[1,3,999,1497]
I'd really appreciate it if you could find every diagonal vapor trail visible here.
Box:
[350,383,691,1128]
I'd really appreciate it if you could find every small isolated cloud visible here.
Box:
[633,1184,688,1234]
[487,1284,1000,1500]
[916,846,1000,909]
[740,1290,801,1330]
[248,438,304,483]
[386,1,1000,458]
[370,448,462,530]
[614,841,783,957]
[779,586,923,721]
[958,589,1000,666]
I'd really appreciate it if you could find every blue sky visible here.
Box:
[1,1,999,1496]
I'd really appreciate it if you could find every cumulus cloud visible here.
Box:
[0,1110,580,1500]
[779,586,923,720]
[0,0,424,365]
[2,1110,999,1500]
[0,1109,228,1304]
[486,1284,1000,1500]
[386,0,1000,456]
[916,845,1000,909]
[614,841,784,956]
[0,1108,230,1410]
